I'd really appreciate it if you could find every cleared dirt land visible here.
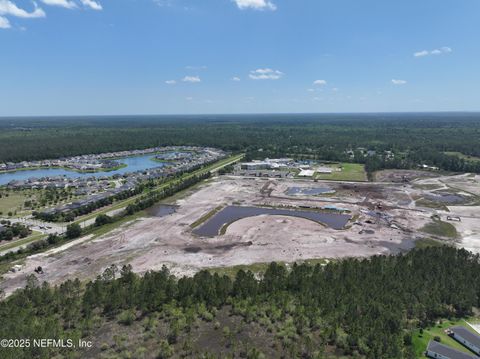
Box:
[2,172,480,296]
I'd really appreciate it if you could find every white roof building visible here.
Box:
[298,169,315,177]
[316,166,333,174]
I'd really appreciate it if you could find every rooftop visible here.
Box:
[450,326,480,348]
[427,340,476,359]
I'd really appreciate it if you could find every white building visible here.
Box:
[298,169,315,177]
[316,166,333,174]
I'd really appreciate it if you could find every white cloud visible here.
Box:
[0,1,46,18]
[392,79,407,85]
[41,0,77,9]
[307,88,315,92]
[234,0,276,11]
[313,79,327,86]
[0,15,10,28]
[249,68,283,80]
[232,76,241,81]
[80,0,102,10]
[165,80,176,85]
[414,46,452,57]
[182,76,201,83]
[0,0,102,30]
[413,50,429,58]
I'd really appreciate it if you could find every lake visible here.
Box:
[193,205,351,237]
[0,154,167,186]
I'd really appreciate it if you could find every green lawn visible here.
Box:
[0,192,28,216]
[314,163,367,182]
[421,219,458,238]
[412,319,474,357]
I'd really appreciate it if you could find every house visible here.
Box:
[298,169,315,177]
[426,340,476,359]
[448,326,480,355]
[316,166,333,174]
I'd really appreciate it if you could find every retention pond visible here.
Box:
[286,187,335,196]
[193,205,351,237]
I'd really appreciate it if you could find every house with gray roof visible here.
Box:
[426,340,477,359]
[448,326,480,355]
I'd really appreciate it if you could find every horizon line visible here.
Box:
[1,110,480,120]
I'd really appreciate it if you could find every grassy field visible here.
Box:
[445,151,480,163]
[415,237,448,249]
[421,219,458,238]
[415,198,449,211]
[0,188,87,218]
[412,318,474,357]
[0,192,28,216]
[190,206,223,229]
[314,163,367,182]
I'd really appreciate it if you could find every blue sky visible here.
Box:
[1,0,479,115]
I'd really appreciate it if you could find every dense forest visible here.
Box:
[1,113,480,173]
[0,247,479,359]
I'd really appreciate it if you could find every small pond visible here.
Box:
[146,204,177,217]
[286,187,335,196]
[425,193,466,204]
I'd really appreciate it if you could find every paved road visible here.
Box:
[0,216,64,235]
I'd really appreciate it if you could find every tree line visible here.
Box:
[2,114,480,174]
[1,246,479,358]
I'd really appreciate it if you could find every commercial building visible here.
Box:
[240,161,271,171]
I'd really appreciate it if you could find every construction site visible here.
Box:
[2,168,480,296]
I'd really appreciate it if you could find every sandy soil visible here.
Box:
[1,174,479,296]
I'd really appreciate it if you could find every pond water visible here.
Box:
[425,193,465,204]
[193,205,351,237]
[0,154,168,186]
[146,204,177,217]
[286,187,335,196]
